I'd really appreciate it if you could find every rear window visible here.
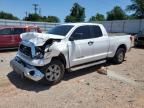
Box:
[29,28,37,32]
[0,28,12,35]
[90,26,103,38]
[12,28,25,34]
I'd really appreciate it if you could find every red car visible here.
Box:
[0,26,42,49]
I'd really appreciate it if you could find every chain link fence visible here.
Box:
[0,19,59,32]
[1,19,144,34]
[95,19,144,34]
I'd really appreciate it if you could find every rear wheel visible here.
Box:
[113,48,125,64]
[40,59,65,85]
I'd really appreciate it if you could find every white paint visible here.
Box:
[20,32,65,46]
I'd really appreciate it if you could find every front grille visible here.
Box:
[15,56,26,67]
[19,44,32,57]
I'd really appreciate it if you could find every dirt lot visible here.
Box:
[0,48,144,108]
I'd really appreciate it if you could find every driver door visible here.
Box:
[68,26,94,67]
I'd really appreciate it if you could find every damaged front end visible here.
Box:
[35,38,61,58]
[10,57,44,81]
[10,32,63,81]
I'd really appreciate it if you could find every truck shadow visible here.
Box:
[133,46,144,49]
[63,64,103,81]
[63,60,127,81]
[7,62,117,92]
[0,48,18,53]
[7,72,51,93]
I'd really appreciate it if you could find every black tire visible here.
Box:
[113,48,125,64]
[40,59,65,85]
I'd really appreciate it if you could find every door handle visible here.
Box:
[88,41,94,45]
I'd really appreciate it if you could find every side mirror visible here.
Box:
[69,36,74,41]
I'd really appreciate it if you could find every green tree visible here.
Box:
[89,16,96,22]
[107,6,127,20]
[45,16,60,23]
[65,3,85,22]
[127,14,137,19]
[24,14,60,22]
[126,0,144,19]
[0,11,19,20]
[24,13,42,22]
[89,13,105,21]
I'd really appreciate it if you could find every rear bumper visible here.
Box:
[10,57,44,82]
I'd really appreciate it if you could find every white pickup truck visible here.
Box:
[10,23,132,85]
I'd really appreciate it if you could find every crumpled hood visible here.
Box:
[20,32,65,46]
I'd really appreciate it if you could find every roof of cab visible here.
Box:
[62,23,102,26]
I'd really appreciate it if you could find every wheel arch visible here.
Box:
[116,44,127,53]
[113,44,126,64]
[51,53,67,68]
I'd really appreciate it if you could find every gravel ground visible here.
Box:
[0,48,144,108]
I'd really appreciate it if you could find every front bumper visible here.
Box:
[10,57,44,82]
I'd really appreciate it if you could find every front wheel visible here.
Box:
[113,48,125,64]
[40,59,65,85]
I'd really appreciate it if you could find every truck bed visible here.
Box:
[108,33,128,36]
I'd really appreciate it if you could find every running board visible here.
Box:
[70,60,106,71]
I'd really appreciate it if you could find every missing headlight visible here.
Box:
[34,47,44,59]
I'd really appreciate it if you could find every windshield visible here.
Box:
[47,25,73,36]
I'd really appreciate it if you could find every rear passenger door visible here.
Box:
[90,25,109,60]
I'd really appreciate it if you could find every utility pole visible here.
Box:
[39,8,41,16]
[33,4,39,14]
[25,11,28,17]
